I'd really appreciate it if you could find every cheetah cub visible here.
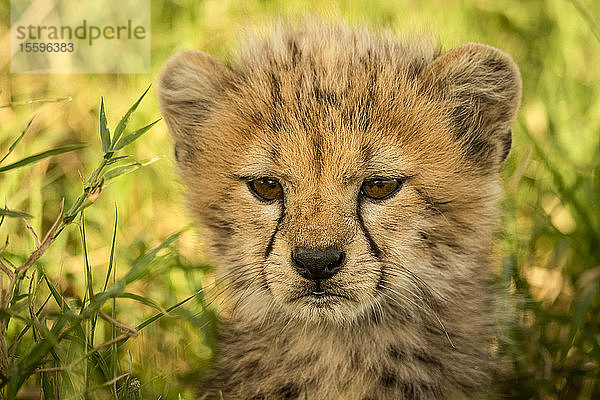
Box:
[158,21,521,400]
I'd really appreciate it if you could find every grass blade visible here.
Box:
[561,283,598,362]
[121,230,183,286]
[99,98,111,154]
[0,144,86,173]
[135,292,198,332]
[520,121,599,242]
[111,85,151,148]
[112,119,160,151]
[117,293,164,313]
[44,274,70,313]
[0,207,33,219]
[8,293,52,358]
[103,207,118,292]
[102,158,159,181]
[111,223,118,399]
[7,314,69,397]
[105,155,133,166]
[103,163,141,181]
[0,117,34,165]
[81,215,95,303]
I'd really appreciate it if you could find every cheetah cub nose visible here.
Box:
[291,246,345,281]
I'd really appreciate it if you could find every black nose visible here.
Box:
[291,246,345,281]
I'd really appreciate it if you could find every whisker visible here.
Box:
[230,267,266,316]
[378,281,455,349]
[384,263,444,299]
[259,298,277,329]
[201,264,267,309]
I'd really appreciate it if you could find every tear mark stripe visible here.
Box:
[265,204,286,259]
[356,201,382,259]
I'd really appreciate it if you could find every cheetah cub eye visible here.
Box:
[361,178,403,200]
[248,177,283,202]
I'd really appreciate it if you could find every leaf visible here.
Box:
[122,230,182,286]
[111,85,151,148]
[0,207,32,219]
[136,291,198,331]
[0,117,34,165]
[102,157,159,181]
[112,119,160,151]
[105,155,133,165]
[0,309,30,324]
[44,274,71,312]
[103,207,118,291]
[81,215,94,301]
[99,97,111,153]
[102,163,141,181]
[0,143,86,173]
[117,292,164,313]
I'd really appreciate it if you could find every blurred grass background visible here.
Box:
[0,0,599,398]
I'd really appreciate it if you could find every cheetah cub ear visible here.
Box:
[420,43,522,169]
[157,50,232,164]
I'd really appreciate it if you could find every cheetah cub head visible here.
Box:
[158,24,521,326]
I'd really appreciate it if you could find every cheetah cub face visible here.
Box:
[158,24,521,327]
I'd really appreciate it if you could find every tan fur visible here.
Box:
[158,20,521,400]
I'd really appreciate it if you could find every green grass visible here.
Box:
[1,0,599,398]
[0,90,216,399]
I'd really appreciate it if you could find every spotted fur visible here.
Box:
[158,20,521,400]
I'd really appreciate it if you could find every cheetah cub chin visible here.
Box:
[158,20,521,400]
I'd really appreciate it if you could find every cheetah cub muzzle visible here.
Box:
[158,20,521,400]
